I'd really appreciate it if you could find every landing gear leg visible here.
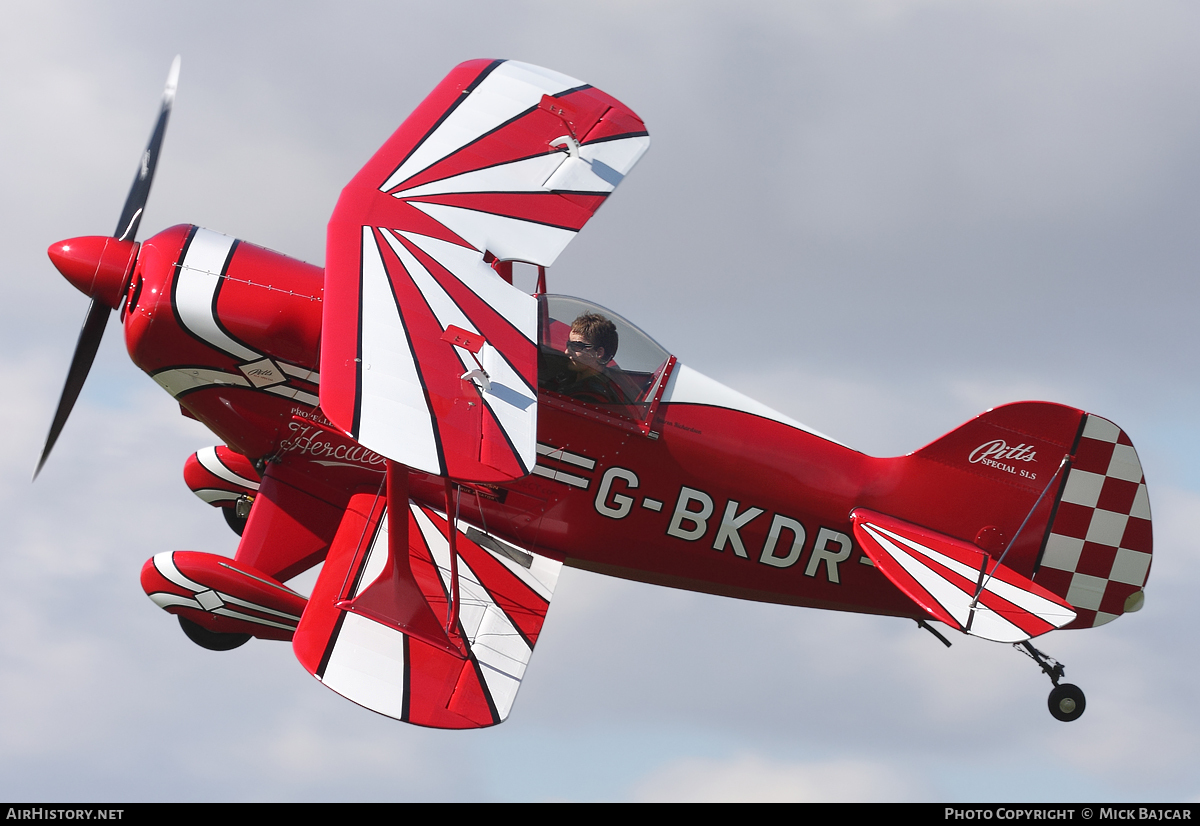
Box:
[1017,640,1086,722]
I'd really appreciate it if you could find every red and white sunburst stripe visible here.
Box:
[1034,414,1153,628]
[321,59,650,483]
[374,69,650,264]
[851,509,1077,643]
[297,495,562,729]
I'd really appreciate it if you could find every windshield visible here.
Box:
[537,295,671,416]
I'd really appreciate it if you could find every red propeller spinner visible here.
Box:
[47,236,139,310]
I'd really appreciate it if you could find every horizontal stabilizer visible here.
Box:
[293,491,562,729]
[851,509,1076,643]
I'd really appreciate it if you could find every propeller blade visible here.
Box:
[35,56,180,480]
[113,55,180,242]
[34,300,112,480]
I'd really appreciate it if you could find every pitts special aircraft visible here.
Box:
[38,57,1152,728]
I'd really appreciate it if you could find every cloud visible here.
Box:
[5,0,1199,803]
[632,752,924,802]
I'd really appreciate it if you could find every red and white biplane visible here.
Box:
[39,57,1152,728]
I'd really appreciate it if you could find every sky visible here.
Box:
[1,0,1198,802]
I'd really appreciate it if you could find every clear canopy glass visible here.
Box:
[537,295,672,416]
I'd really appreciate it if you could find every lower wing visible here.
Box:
[293,488,561,729]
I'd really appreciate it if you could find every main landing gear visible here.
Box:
[222,495,254,536]
[1017,641,1086,722]
[178,616,251,651]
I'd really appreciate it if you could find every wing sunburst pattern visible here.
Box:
[322,59,650,482]
[293,491,563,729]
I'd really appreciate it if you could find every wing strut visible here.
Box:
[444,477,462,634]
[336,461,466,658]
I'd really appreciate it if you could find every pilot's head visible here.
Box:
[567,313,618,370]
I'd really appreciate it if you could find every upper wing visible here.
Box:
[321,59,651,482]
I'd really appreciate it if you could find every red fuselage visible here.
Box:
[121,223,1068,622]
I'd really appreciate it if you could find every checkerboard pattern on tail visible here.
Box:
[1034,415,1152,628]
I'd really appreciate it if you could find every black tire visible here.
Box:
[223,506,247,536]
[1048,683,1086,722]
[178,616,251,651]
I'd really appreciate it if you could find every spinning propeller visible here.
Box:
[35,56,180,480]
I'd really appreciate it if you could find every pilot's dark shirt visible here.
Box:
[545,368,626,405]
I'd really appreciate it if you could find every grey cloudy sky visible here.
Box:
[1,0,1198,801]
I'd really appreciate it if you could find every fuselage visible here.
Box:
[120,223,1059,621]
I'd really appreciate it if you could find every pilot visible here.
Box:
[548,313,626,404]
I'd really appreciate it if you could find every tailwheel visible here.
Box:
[1048,683,1086,722]
[1017,640,1086,722]
[178,616,251,651]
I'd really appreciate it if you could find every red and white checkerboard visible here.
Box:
[1033,414,1152,628]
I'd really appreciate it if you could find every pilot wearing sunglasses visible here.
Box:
[548,312,626,404]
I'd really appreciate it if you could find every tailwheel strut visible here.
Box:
[1017,640,1086,722]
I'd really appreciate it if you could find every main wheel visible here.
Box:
[223,506,247,536]
[178,616,251,651]
[1048,683,1086,722]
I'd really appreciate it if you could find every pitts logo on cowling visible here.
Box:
[969,439,1038,480]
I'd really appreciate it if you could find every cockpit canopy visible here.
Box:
[538,295,672,419]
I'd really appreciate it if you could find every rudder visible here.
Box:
[1033,414,1152,628]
